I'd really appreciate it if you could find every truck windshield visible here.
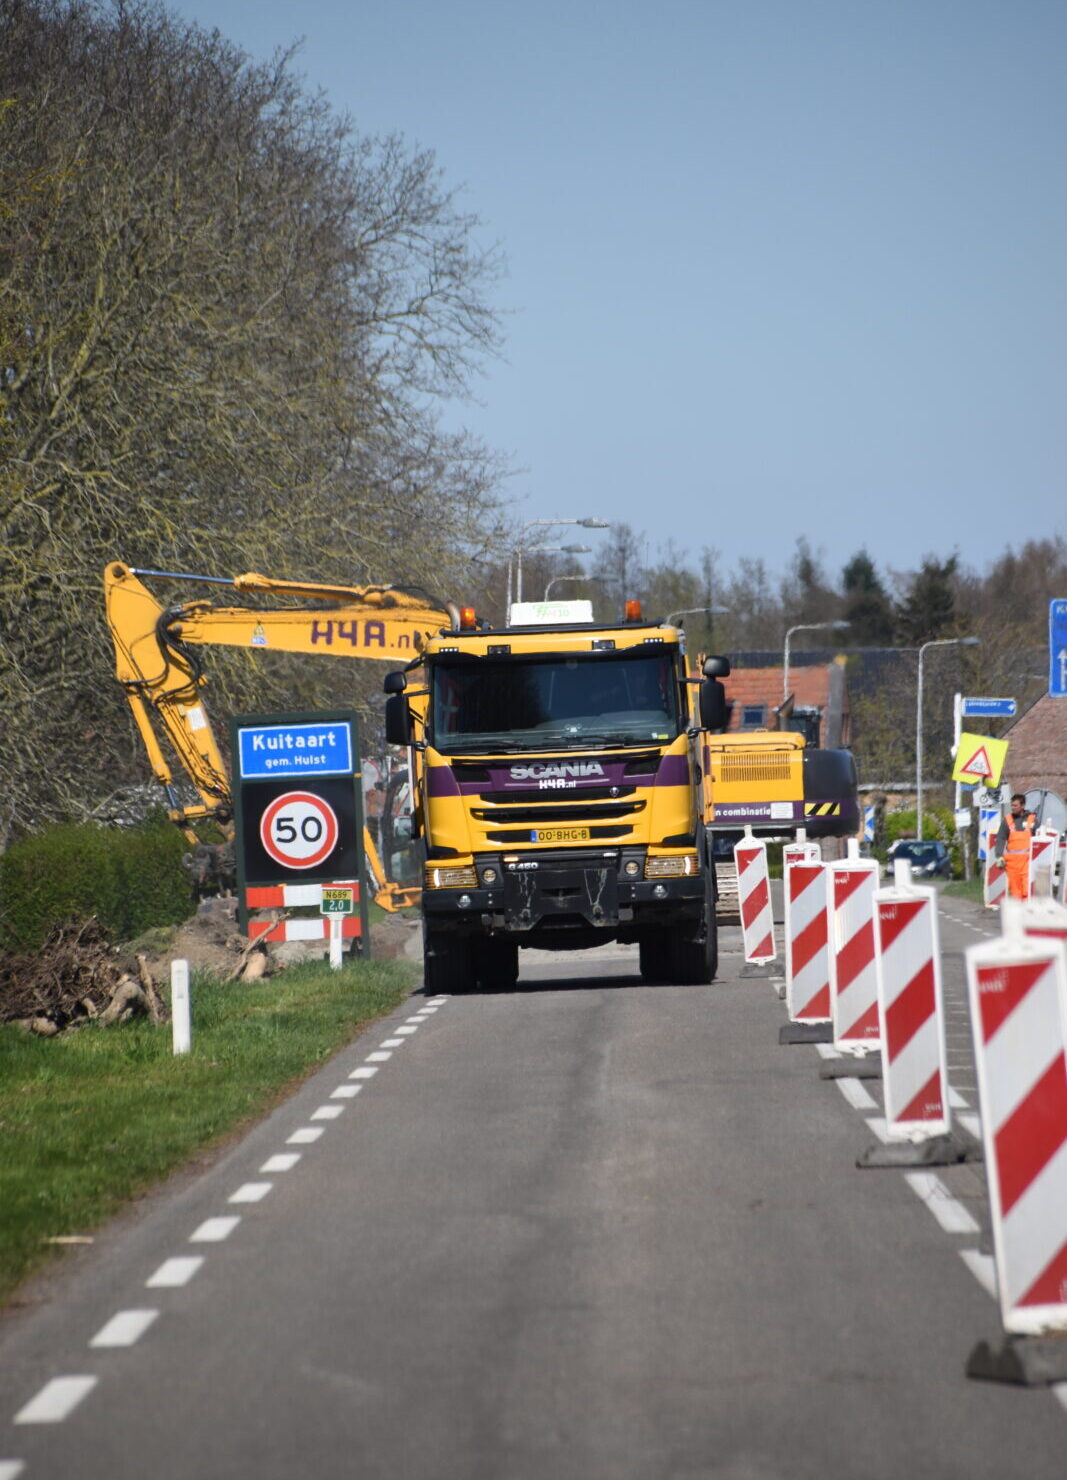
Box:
[431,652,682,754]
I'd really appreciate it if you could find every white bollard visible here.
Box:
[734,827,776,964]
[873,861,951,1141]
[964,915,1067,1341]
[171,959,191,1055]
[329,915,343,971]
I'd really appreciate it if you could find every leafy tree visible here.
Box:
[841,549,894,645]
[895,555,959,645]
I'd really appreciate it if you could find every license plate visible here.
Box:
[531,827,591,844]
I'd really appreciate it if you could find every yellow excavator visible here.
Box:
[104,561,454,911]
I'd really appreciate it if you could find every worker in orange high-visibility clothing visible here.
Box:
[994,792,1038,900]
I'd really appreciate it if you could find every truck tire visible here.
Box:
[423,927,474,995]
[671,866,718,986]
[638,928,673,985]
[473,937,519,989]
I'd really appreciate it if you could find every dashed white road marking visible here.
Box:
[379,1038,406,1048]
[260,1153,301,1173]
[190,1216,240,1243]
[865,1116,889,1143]
[331,1084,363,1099]
[904,1172,980,1235]
[90,1309,159,1348]
[1055,1384,1067,1415]
[366,1051,392,1063]
[815,1042,838,1060]
[397,1024,421,1033]
[0,1460,26,1478]
[146,1256,203,1288]
[14,1376,97,1424]
[349,1066,378,1080]
[836,1078,878,1111]
[959,1248,998,1301]
[948,1087,969,1109]
[229,1182,272,1205]
[959,1113,982,1140]
[311,1105,345,1120]
[287,1127,324,1144]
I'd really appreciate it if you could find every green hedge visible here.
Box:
[0,820,194,950]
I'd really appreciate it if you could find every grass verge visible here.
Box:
[0,956,416,1309]
[943,877,985,905]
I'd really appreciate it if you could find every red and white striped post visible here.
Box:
[783,854,831,1040]
[984,831,1007,910]
[964,914,1067,1382]
[734,827,776,964]
[829,849,882,1053]
[1030,831,1058,899]
[871,859,951,1143]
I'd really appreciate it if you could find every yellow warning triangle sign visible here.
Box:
[952,733,1009,786]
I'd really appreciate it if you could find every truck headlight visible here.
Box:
[425,865,478,889]
[645,853,699,878]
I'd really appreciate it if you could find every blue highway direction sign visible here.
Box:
[961,697,1016,719]
[1050,599,1067,697]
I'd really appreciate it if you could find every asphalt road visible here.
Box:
[2,888,1066,1480]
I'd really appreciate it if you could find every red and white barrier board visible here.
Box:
[984,832,1007,910]
[1030,832,1058,899]
[874,862,950,1139]
[829,858,882,1050]
[965,924,1067,1335]
[785,860,830,1023]
[734,832,776,963]
[244,880,359,909]
[249,915,362,944]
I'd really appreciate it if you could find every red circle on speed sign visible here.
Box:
[259,791,339,870]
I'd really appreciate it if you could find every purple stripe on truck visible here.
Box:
[426,765,460,797]
[655,753,690,786]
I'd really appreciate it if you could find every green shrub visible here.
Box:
[0,820,194,949]
[879,806,961,876]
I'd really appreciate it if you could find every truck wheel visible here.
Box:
[639,928,673,985]
[671,870,719,985]
[423,927,474,995]
[473,937,519,989]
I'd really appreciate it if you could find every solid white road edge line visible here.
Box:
[959,1249,997,1301]
[189,1217,240,1243]
[836,1078,878,1111]
[903,1172,980,1235]
[146,1256,203,1288]
[90,1309,159,1348]
[14,1376,98,1424]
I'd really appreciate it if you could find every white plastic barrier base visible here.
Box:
[965,914,1067,1336]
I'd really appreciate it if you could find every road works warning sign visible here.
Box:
[953,733,1009,787]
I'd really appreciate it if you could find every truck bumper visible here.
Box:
[422,850,705,939]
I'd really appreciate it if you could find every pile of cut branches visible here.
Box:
[0,918,166,1035]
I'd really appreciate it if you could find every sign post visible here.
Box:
[231,710,369,959]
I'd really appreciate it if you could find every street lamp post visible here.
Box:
[544,573,604,601]
[506,517,609,611]
[782,620,851,704]
[916,636,980,841]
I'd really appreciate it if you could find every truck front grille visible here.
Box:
[472,800,645,825]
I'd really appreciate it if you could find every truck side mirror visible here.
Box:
[385,693,412,747]
[699,678,727,731]
[383,670,407,694]
[703,654,731,679]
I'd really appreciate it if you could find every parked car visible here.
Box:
[886,839,953,878]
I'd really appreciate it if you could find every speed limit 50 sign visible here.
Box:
[259,791,339,870]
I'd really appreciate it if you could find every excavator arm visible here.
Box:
[104,562,444,909]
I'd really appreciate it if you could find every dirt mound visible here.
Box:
[0,918,166,1034]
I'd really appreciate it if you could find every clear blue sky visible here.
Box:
[172,0,1065,587]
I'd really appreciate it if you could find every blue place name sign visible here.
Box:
[238,721,354,779]
[960,697,1017,719]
